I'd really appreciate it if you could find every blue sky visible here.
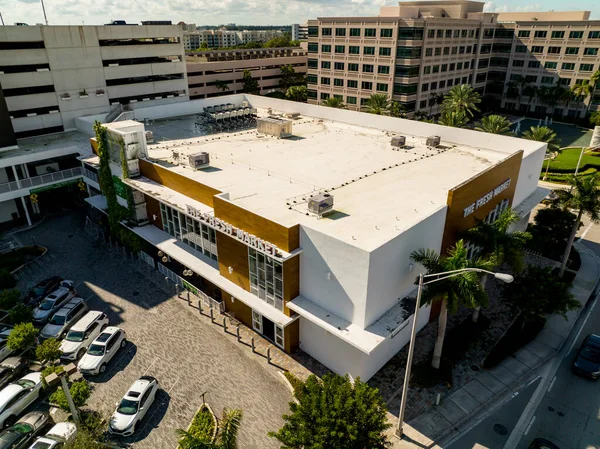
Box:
[0,0,598,26]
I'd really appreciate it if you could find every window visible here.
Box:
[439,80,446,88]
[453,30,460,38]
[441,63,448,72]
[249,248,284,310]
[551,31,565,39]
[321,77,330,85]
[469,29,475,37]
[350,28,361,37]
[437,29,443,38]
[478,59,488,69]
[584,48,599,56]
[513,60,524,67]
[335,45,345,54]
[348,63,359,71]
[459,46,465,54]
[106,333,119,351]
[322,28,332,36]
[321,61,331,69]
[423,66,431,74]
[377,83,389,92]
[467,45,473,53]
[321,93,330,99]
[435,47,441,56]
[363,64,374,73]
[308,58,318,69]
[275,325,284,348]
[307,74,317,84]
[397,47,422,58]
[364,46,375,55]
[464,61,470,69]
[559,77,571,86]
[531,46,544,53]
[428,29,435,39]
[347,80,358,88]
[349,45,360,54]
[378,65,390,74]
[381,29,393,38]
[364,28,376,37]
[462,76,468,84]
[397,27,424,40]
[432,65,439,73]
[420,100,427,108]
[252,310,262,332]
[347,96,357,104]
[307,90,317,99]
[534,30,547,38]
[457,62,463,70]
[483,28,494,39]
[446,30,452,38]
[443,47,450,55]
[461,30,468,38]
[393,83,418,94]
[308,43,318,53]
[525,75,537,83]
[379,47,392,56]
[516,45,527,52]
[589,31,600,39]
[421,83,429,92]
[334,62,344,70]
[447,79,454,87]
[161,203,217,261]
[321,44,331,53]
[449,63,455,71]
[562,62,575,70]
[580,64,594,72]
[395,65,420,77]
[430,81,438,90]
[541,76,554,84]
[452,46,457,55]
[569,31,583,39]
[361,81,373,90]
[548,46,561,54]
[565,47,579,55]
[545,61,557,69]
[335,28,346,37]
[308,26,319,37]
[334,78,344,87]
[528,61,541,68]
[361,98,369,106]
[518,30,531,38]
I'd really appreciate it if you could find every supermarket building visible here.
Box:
[77,95,546,380]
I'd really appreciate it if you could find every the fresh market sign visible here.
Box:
[463,178,511,218]
[186,204,281,258]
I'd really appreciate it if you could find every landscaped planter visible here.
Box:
[178,403,217,448]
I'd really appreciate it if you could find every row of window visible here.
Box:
[421,77,467,92]
[312,61,391,74]
[316,77,390,92]
[517,30,600,40]
[426,28,479,39]
[308,26,426,40]
[308,43,393,56]
[425,45,475,57]
[508,74,589,86]
[320,27,394,38]
[423,61,472,75]
[515,45,598,55]
[249,248,284,311]
[512,60,595,72]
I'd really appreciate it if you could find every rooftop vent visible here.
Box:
[188,152,210,170]
[308,193,334,217]
[391,136,406,147]
[426,135,441,147]
[285,112,301,119]
[257,117,293,138]
[145,131,154,144]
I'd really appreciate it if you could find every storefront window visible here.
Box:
[249,248,284,311]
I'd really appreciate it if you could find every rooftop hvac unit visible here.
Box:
[145,131,154,144]
[188,152,210,170]
[257,117,292,138]
[308,193,334,216]
[285,112,301,119]
[426,135,441,147]
[391,136,406,147]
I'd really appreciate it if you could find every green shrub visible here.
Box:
[283,371,304,395]
[36,338,62,364]
[0,290,20,310]
[49,380,91,412]
[179,406,215,448]
[41,365,64,388]
[0,270,16,290]
[7,322,38,352]
[8,304,33,325]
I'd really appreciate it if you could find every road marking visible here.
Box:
[579,221,594,241]
[568,291,599,354]
[136,375,180,436]
[524,416,536,436]
[143,358,158,375]
[547,376,557,392]
[84,294,95,302]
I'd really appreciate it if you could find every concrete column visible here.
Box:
[11,166,20,188]
[20,196,32,226]
[22,163,30,179]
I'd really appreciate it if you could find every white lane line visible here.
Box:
[568,292,599,353]
[136,375,180,435]
[579,221,594,241]
[84,294,95,302]
[524,416,536,436]
[143,358,158,375]
[547,376,557,393]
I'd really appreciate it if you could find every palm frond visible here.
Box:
[176,429,217,449]
[218,408,243,449]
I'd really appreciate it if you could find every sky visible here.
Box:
[0,0,598,27]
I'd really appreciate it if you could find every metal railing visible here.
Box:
[0,167,82,195]
[82,168,99,184]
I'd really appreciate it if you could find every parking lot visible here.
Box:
[15,211,292,449]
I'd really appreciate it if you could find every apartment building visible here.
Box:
[183,29,284,51]
[0,25,188,138]
[73,94,545,379]
[186,47,307,99]
[306,1,600,118]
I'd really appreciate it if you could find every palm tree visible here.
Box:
[410,240,493,369]
[464,209,531,322]
[554,174,600,277]
[322,97,346,109]
[442,84,481,118]
[561,88,576,113]
[591,111,600,127]
[475,114,513,135]
[591,69,600,89]
[390,100,406,118]
[363,94,391,115]
[177,408,242,449]
[523,85,539,113]
[438,109,468,127]
[522,126,562,152]
[572,82,593,117]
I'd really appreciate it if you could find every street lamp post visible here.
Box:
[395,268,514,439]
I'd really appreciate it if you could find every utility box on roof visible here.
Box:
[188,152,210,169]
[426,135,441,147]
[257,117,292,138]
[308,193,334,216]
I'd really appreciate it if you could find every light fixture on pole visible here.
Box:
[40,0,48,25]
[395,267,513,439]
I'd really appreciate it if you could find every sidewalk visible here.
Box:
[393,241,600,449]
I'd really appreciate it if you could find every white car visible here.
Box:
[60,311,109,361]
[40,297,89,340]
[0,327,15,364]
[108,376,159,436]
[78,327,127,376]
[28,422,77,449]
[0,373,43,429]
[32,286,76,325]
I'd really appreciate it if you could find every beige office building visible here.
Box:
[186,47,307,99]
[306,1,600,118]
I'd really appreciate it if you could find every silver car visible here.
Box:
[32,286,76,325]
[40,298,88,340]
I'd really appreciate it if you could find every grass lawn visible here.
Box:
[518,118,593,147]
[546,148,600,172]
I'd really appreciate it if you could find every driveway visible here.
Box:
[15,211,290,449]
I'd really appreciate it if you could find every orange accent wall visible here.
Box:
[144,194,163,230]
[224,294,253,330]
[90,138,98,155]
[283,255,300,316]
[217,232,251,291]
[284,319,300,353]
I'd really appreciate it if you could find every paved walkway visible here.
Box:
[393,241,600,449]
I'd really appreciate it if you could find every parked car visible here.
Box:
[528,438,560,449]
[40,298,89,340]
[60,311,109,361]
[0,328,15,364]
[24,277,62,308]
[572,334,600,379]
[28,422,76,449]
[109,376,159,436]
[0,373,43,428]
[0,358,28,391]
[32,286,76,326]
[0,412,48,449]
[78,327,127,376]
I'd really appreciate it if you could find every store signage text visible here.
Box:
[186,205,281,257]
[463,178,511,218]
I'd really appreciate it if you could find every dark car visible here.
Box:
[0,357,27,391]
[528,438,560,449]
[24,277,63,308]
[572,334,600,379]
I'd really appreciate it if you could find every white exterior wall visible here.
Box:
[512,145,547,208]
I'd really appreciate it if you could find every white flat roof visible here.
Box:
[144,110,518,250]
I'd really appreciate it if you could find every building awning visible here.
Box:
[132,224,295,328]
[513,186,551,218]
[85,194,108,212]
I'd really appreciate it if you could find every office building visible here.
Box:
[292,24,300,42]
[306,1,600,118]
[74,94,545,379]
[183,29,284,51]
[186,47,307,99]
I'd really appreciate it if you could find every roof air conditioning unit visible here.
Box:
[188,152,210,170]
[145,131,154,144]
[285,112,301,119]
[391,136,406,147]
[257,117,292,138]
[308,193,334,217]
[426,135,441,147]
